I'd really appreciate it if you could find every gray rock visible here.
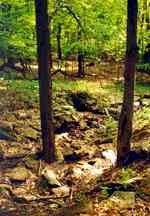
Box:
[72,167,83,179]
[142,99,150,107]
[81,162,103,178]
[110,191,135,208]
[93,159,103,169]
[52,185,70,197]
[0,121,14,131]
[23,127,38,141]
[41,168,61,186]
[15,110,28,120]
[5,166,34,182]
[12,187,37,201]
[102,149,116,166]
[0,128,16,141]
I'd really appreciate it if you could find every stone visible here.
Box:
[55,132,69,141]
[0,128,16,141]
[15,110,28,120]
[72,167,83,179]
[0,121,14,131]
[5,166,34,182]
[81,162,103,178]
[12,187,37,201]
[142,99,150,107]
[24,157,39,171]
[52,185,70,197]
[41,168,61,186]
[110,191,135,208]
[69,91,104,114]
[23,127,38,141]
[93,159,103,169]
[0,183,12,191]
[102,149,117,166]
[134,101,141,111]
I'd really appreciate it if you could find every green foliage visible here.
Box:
[0,0,35,63]
[99,186,110,199]
[74,191,87,206]
[0,0,149,64]
[136,63,150,72]
[135,83,150,95]
[104,116,117,137]
[138,0,150,56]
[0,0,128,63]
[118,168,136,184]
[116,81,150,96]
[134,107,150,130]
[7,80,39,108]
[8,80,39,93]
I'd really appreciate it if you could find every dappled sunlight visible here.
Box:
[0,0,150,215]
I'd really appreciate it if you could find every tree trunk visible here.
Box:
[117,0,138,167]
[78,52,84,77]
[77,29,84,77]
[56,23,62,60]
[34,0,56,163]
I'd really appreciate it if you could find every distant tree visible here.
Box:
[34,0,56,163]
[56,22,62,60]
[77,29,84,77]
[117,0,138,166]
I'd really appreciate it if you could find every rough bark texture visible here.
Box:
[35,0,56,162]
[117,0,138,167]
[57,23,62,60]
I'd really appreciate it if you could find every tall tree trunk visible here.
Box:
[48,15,53,70]
[34,0,56,163]
[117,0,138,167]
[56,23,62,60]
[77,29,84,77]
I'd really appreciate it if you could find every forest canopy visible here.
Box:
[0,0,149,66]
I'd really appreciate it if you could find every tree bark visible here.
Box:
[78,52,84,77]
[117,0,138,167]
[34,0,56,163]
[56,23,62,60]
[77,29,84,77]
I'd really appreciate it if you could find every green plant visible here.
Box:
[74,192,87,206]
[118,168,136,184]
[100,186,110,199]
[136,63,150,72]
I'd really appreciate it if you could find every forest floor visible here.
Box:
[0,63,150,216]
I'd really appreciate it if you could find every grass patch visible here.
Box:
[116,81,150,95]
[1,79,149,110]
[135,82,150,95]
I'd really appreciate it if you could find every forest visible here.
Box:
[0,0,150,215]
